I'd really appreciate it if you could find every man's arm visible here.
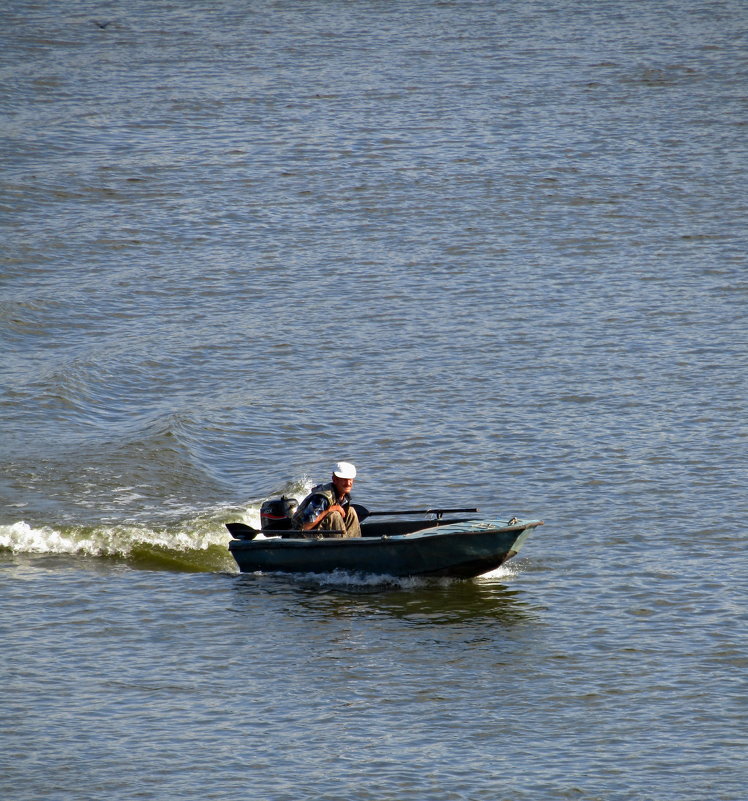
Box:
[295,494,329,531]
[299,495,347,531]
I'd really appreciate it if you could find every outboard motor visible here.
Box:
[259,496,298,532]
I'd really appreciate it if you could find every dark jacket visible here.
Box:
[292,482,350,529]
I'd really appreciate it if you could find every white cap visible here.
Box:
[332,461,357,479]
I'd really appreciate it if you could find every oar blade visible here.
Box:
[226,522,260,540]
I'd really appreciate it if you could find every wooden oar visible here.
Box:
[226,506,478,539]
[352,504,478,522]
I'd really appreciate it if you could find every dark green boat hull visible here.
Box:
[228,518,542,578]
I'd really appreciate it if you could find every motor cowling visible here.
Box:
[259,496,298,531]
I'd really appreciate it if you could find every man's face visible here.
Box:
[332,474,354,496]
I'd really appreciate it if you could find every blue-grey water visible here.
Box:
[2,1,747,799]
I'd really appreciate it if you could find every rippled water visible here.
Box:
[2,1,747,799]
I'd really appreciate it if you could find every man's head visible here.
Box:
[331,461,356,496]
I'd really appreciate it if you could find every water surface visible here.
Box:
[2,1,747,799]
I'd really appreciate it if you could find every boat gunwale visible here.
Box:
[228,519,544,550]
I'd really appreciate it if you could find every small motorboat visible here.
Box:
[226,502,543,579]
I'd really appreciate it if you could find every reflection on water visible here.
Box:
[232,567,537,626]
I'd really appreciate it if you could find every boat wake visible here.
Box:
[0,518,238,572]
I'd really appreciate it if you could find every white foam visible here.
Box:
[0,519,231,557]
[282,568,457,591]
[0,521,100,555]
[477,564,516,580]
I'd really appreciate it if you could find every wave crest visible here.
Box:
[0,517,237,572]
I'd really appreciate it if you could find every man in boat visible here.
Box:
[292,462,362,538]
